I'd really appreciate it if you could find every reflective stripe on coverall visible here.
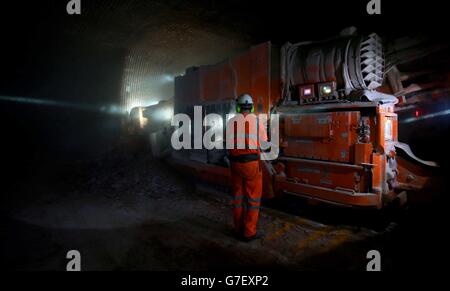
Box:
[231,160,263,238]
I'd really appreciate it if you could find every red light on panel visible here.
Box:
[299,85,315,99]
[415,110,420,117]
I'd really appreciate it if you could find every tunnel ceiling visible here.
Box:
[2,0,257,108]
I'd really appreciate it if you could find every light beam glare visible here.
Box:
[402,109,450,123]
[0,95,126,115]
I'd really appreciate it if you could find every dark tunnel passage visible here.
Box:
[0,0,449,272]
[1,0,253,164]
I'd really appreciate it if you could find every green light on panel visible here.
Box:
[322,86,332,95]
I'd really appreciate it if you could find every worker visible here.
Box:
[226,93,268,242]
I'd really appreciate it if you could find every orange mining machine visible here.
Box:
[131,33,437,209]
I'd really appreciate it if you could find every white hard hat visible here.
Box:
[237,94,253,105]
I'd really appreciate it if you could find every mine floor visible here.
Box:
[1,142,446,271]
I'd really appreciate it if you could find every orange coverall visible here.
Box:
[227,113,267,238]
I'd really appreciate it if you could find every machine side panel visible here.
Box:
[283,111,360,162]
